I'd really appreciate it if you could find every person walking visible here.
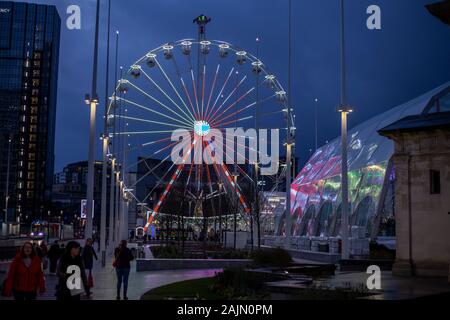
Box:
[47,240,61,274]
[3,242,45,300]
[39,242,49,272]
[55,241,90,300]
[81,238,97,292]
[113,240,134,300]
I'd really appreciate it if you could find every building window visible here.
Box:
[430,170,441,195]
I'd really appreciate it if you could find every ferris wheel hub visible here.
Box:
[194,120,211,137]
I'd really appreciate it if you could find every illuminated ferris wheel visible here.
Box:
[106,16,295,231]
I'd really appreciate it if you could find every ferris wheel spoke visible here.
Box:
[209,92,256,124]
[206,141,255,209]
[210,115,254,129]
[142,162,178,205]
[140,68,196,123]
[177,77,198,119]
[219,162,251,214]
[129,152,174,190]
[171,54,199,119]
[190,69,201,118]
[204,64,220,120]
[207,75,249,122]
[236,164,255,184]
[113,114,191,130]
[201,65,207,119]
[211,76,272,124]
[141,136,173,147]
[115,130,176,136]
[213,93,277,126]
[155,58,194,123]
[123,148,173,177]
[222,134,257,154]
[208,67,235,121]
[116,97,191,128]
[153,139,180,155]
[111,136,172,161]
[144,140,197,230]
[209,72,266,124]
[126,80,193,126]
[210,137,258,172]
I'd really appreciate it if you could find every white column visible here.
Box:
[85,101,96,240]
[108,159,115,252]
[100,136,108,266]
[341,111,350,259]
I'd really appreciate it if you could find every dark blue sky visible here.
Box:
[13,0,450,172]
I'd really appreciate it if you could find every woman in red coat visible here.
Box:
[4,242,46,300]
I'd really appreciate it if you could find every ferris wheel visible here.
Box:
[106,17,295,232]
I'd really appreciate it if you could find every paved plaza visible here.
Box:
[0,245,221,301]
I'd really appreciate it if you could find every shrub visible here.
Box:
[210,267,268,299]
[151,245,182,259]
[250,248,292,268]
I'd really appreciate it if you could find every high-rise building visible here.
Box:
[52,161,112,233]
[0,1,60,225]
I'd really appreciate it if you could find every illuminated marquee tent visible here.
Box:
[285,82,450,239]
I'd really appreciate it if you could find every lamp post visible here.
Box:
[84,0,101,240]
[284,0,294,248]
[99,0,112,267]
[108,157,115,250]
[338,0,352,260]
[115,172,121,244]
[314,98,319,151]
[108,30,120,251]
[4,134,12,229]
[218,182,223,243]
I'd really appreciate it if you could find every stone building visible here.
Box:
[379,110,450,280]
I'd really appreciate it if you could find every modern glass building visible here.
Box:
[0,1,60,225]
[282,82,450,241]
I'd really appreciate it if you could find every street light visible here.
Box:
[338,0,352,260]
[84,0,101,241]
[100,0,113,267]
[314,98,319,151]
[4,134,12,230]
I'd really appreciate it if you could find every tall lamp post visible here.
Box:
[314,98,319,151]
[84,0,101,240]
[4,134,12,229]
[284,0,294,248]
[338,0,353,260]
[108,30,120,251]
[99,0,112,267]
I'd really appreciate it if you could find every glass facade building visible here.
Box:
[283,82,450,240]
[0,1,60,225]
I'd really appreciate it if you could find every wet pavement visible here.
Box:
[322,271,450,300]
[0,253,221,300]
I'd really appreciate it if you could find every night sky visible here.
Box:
[10,0,450,172]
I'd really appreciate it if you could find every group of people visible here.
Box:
[2,238,134,301]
